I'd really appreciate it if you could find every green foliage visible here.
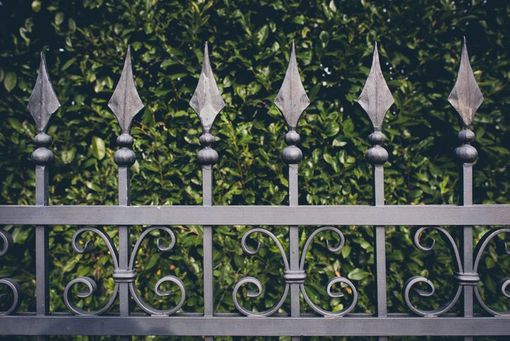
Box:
[0,0,510,339]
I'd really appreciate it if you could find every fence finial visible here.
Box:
[27,52,60,133]
[108,46,144,135]
[358,42,393,165]
[448,37,483,128]
[275,41,309,164]
[275,41,310,130]
[190,42,225,135]
[190,42,224,165]
[357,42,394,132]
[450,38,482,164]
[109,46,143,167]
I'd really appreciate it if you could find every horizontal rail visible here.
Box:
[0,204,509,226]
[0,316,509,336]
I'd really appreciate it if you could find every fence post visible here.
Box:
[190,42,225,341]
[358,42,394,341]
[448,37,483,341]
[275,41,310,341]
[27,52,60,340]
[108,46,144,341]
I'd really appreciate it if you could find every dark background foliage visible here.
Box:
[0,0,509,340]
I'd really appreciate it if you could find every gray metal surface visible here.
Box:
[0,39,509,338]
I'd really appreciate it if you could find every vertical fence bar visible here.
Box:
[274,42,310,341]
[189,42,225,341]
[448,38,484,341]
[27,52,60,340]
[108,46,144,341]
[357,42,394,341]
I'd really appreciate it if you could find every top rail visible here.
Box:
[0,204,509,226]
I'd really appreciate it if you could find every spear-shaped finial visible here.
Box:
[108,46,144,135]
[448,37,484,128]
[449,38,483,164]
[274,41,310,130]
[358,42,394,165]
[189,42,225,165]
[27,52,61,133]
[28,52,60,165]
[190,42,225,134]
[109,47,144,168]
[275,41,310,164]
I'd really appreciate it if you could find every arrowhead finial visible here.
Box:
[274,41,310,129]
[448,37,484,127]
[108,46,144,134]
[357,42,394,131]
[27,52,61,133]
[189,42,225,133]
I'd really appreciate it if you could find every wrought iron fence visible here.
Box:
[0,38,509,339]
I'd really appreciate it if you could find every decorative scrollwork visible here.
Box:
[404,227,464,316]
[0,230,20,315]
[63,227,119,315]
[128,226,185,315]
[473,228,510,316]
[300,226,358,317]
[233,228,290,316]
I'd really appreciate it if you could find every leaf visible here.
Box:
[347,268,370,281]
[4,72,16,92]
[91,136,106,160]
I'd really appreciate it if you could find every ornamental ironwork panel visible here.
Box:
[0,39,509,340]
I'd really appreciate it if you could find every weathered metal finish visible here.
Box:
[0,204,509,225]
[27,54,60,341]
[189,42,224,341]
[448,38,483,128]
[1,316,510,336]
[357,42,394,131]
[1,41,509,339]
[108,46,144,134]
[0,230,20,315]
[358,43,392,341]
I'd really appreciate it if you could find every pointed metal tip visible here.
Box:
[189,43,225,132]
[448,36,483,127]
[357,42,394,130]
[108,48,144,133]
[28,51,60,132]
[274,41,309,128]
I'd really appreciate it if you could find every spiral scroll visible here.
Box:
[300,226,358,317]
[128,226,185,315]
[473,228,510,316]
[232,228,290,316]
[0,230,20,315]
[63,227,119,315]
[404,227,463,316]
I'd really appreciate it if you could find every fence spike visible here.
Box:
[274,41,310,129]
[108,46,144,134]
[27,52,61,133]
[357,42,394,131]
[189,42,225,134]
[448,37,483,127]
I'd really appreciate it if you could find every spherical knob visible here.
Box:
[282,145,303,164]
[368,131,386,145]
[32,147,53,165]
[456,144,478,163]
[198,147,219,165]
[285,130,301,145]
[116,133,134,148]
[114,148,136,166]
[199,132,215,146]
[366,145,388,165]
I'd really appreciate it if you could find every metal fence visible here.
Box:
[0,39,509,339]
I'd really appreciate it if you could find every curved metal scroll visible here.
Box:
[63,227,119,315]
[128,226,186,315]
[473,228,510,316]
[404,227,463,316]
[299,226,358,317]
[0,230,20,315]
[233,228,290,316]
